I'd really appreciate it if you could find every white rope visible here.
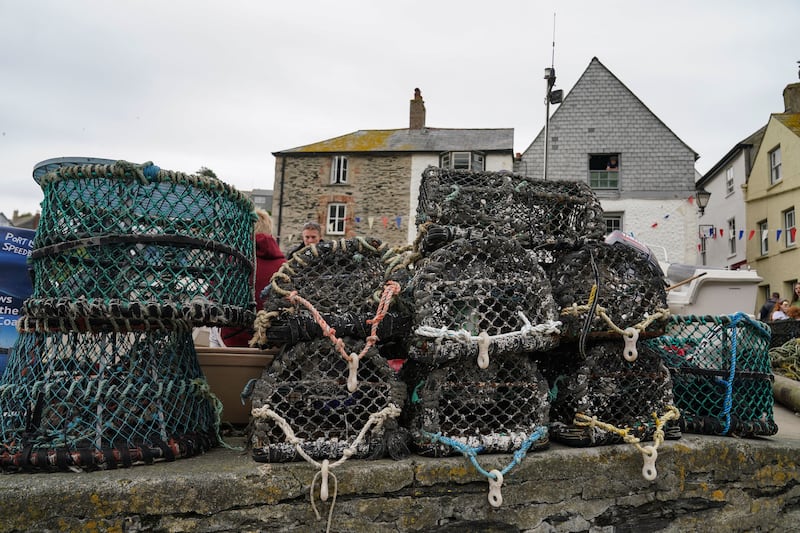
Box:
[252,403,402,532]
[415,311,562,368]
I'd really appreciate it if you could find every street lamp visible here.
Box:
[695,188,711,215]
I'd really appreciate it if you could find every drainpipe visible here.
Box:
[276,156,286,246]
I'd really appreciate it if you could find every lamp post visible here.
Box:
[695,188,711,216]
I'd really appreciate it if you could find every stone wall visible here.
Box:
[1,434,797,532]
[273,154,413,254]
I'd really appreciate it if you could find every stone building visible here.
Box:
[271,89,514,251]
[515,57,699,264]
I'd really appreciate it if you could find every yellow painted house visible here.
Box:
[744,82,800,306]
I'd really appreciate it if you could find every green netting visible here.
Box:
[0,330,219,471]
[644,313,776,437]
[28,161,256,330]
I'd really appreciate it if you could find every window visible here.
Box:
[589,154,620,190]
[602,212,623,235]
[725,167,734,195]
[770,147,782,184]
[439,151,485,171]
[326,203,346,235]
[699,236,707,266]
[785,207,796,247]
[759,220,769,256]
[331,156,348,184]
[728,218,736,256]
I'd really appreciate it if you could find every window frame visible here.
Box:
[331,155,348,185]
[699,235,707,266]
[727,218,736,256]
[326,203,347,235]
[725,167,734,195]
[439,151,485,171]
[602,212,623,235]
[769,147,782,185]
[759,220,769,256]
[784,207,796,248]
[588,153,620,190]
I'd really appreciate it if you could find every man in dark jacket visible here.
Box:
[759,292,780,322]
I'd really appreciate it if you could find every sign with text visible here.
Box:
[0,227,35,365]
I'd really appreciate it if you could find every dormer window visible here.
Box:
[440,151,485,171]
[331,155,348,184]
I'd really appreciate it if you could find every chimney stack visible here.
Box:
[410,88,426,129]
[784,82,800,113]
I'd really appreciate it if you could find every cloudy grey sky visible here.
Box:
[1,0,797,219]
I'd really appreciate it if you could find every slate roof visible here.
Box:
[696,124,766,186]
[273,128,514,155]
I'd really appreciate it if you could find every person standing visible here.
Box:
[287,221,323,260]
[790,283,800,308]
[218,209,287,347]
[759,292,780,322]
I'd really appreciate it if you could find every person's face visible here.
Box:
[794,284,800,295]
[302,229,321,246]
[781,301,790,310]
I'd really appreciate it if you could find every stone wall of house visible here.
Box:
[273,154,413,253]
[0,434,797,532]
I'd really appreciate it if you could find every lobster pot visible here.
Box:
[0,329,218,472]
[28,161,256,330]
[546,241,668,342]
[415,166,605,252]
[644,313,776,437]
[537,340,680,447]
[408,234,560,366]
[248,338,408,463]
[401,353,550,457]
[767,319,800,349]
[255,236,413,348]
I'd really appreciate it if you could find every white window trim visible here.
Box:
[331,156,348,185]
[785,208,796,247]
[727,218,736,256]
[770,147,782,185]
[725,167,734,195]
[326,203,346,235]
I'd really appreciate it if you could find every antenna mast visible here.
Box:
[543,13,560,180]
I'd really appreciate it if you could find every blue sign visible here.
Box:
[0,226,35,373]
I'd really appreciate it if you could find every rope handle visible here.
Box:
[573,406,680,481]
[416,311,562,369]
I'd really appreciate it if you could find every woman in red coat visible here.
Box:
[219,209,286,347]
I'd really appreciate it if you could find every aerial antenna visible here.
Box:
[543,12,562,180]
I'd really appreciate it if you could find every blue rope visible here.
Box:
[422,426,548,480]
[718,312,746,434]
[142,164,160,179]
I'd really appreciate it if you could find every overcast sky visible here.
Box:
[1,0,798,219]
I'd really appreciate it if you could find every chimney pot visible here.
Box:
[783,82,800,113]
[410,88,426,129]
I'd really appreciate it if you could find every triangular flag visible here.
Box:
[651,222,658,228]
[697,243,702,251]
[777,229,783,241]
[738,230,744,240]
[368,216,375,229]
[708,227,714,237]
[395,216,402,228]
[355,216,361,223]
[663,213,670,219]
[687,195,695,205]
[719,229,724,237]
[677,205,686,215]
[381,216,388,228]
[762,229,769,242]
[748,229,756,240]
[792,228,797,241]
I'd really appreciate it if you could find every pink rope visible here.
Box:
[287,280,401,363]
